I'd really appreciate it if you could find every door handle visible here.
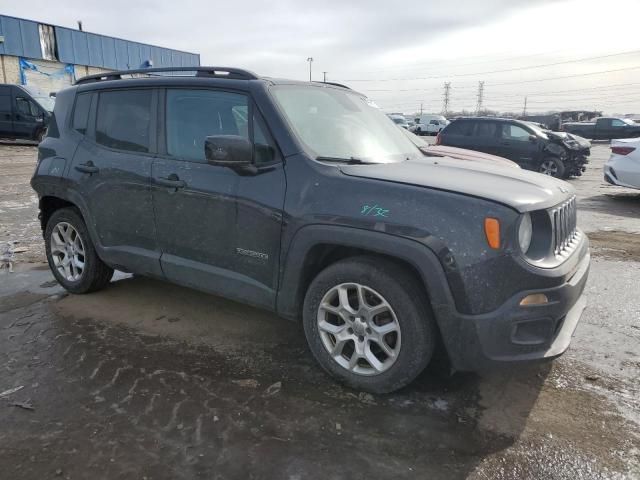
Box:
[75,161,99,174]
[155,174,186,189]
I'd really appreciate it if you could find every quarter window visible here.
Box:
[445,120,473,136]
[72,93,92,135]
[96,90,152,153]
[474,121,498,138]
[166,89,249,162]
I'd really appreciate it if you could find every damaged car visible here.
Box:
[437,117,590,178]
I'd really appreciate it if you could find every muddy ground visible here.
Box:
[0,143,639,479]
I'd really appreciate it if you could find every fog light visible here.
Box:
[520,293,549,306]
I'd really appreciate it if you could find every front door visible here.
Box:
[68,88,161,276]
[13,92,42,139]
[151,88,285,309]
[497,123,539,169]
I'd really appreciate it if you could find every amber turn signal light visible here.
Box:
[484,218,501,249]
[520,294,549,306]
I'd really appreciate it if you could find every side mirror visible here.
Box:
[529,135,537,142]
[205,135,256,174]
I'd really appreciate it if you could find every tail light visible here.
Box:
[611,146,636,155]
[435,132,442,145]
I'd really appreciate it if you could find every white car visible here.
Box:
[411,115,449,136]
[604,138,640,190]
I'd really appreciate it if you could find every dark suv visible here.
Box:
[31,67,590,393]
[437,117,590,178]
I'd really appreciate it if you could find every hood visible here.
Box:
[546,130,591,149]
[340,155,574,213]
[422,145,520,168]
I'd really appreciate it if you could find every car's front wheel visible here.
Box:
[539,156,566,178]
[45,208,114,293]
[303,257,436,393]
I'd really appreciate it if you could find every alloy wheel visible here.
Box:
[317,283,401,376]
[50,222,85,282]
[540,160,558,176]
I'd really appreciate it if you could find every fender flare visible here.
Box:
[276,224,460,325]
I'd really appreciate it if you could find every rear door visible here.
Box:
[68,88,162,276]
[496,123,539,169]
[0,86,12,137]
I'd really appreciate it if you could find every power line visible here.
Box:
[337,50,640,82]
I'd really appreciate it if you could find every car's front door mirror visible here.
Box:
[205,135,257,174]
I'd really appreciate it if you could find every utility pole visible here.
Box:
[306,57,313,82]
[523,96,528,117]
[475,81,485,115]
[442,82,451,115]
[420,102,424,116]
[77,20,83,31]
[322,71,327,83]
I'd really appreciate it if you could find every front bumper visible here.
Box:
[443,248,590,371]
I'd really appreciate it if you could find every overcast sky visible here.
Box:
[3,0,640,114]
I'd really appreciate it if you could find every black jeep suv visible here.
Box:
[31,67,590,393]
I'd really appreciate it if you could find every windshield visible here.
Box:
[622,118,636,126]
[523,121,549,139]
[22,86,55,112]
[270,85,422,163]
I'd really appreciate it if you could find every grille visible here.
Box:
[550,196,578,256]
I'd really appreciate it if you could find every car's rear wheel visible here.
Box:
[539,156,566,178]
[303,257,436,393]
[45,208,114,293]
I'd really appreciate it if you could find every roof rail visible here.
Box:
[75,66,259,85]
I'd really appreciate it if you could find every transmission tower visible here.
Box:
[475,81,485,115]
[442,82,451,115]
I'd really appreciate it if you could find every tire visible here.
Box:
[538,156,566,178]
[303,256,437,393]
[45,207,114,294]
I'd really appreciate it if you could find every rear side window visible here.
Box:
[166,89,249,162]
[444,120,473,136]
[96,90,152,153]
[72,93,92,135]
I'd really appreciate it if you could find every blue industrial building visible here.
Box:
[0,14,200,91]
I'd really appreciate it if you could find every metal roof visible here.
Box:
[0,14,200,70]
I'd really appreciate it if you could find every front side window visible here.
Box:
[16,98,39,117]
[166,89,249,162]
[270,85,421,163]
[96,90,152,153]
[502,124,531,142]
[612,119,626,127]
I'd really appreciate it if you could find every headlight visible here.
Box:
[518,213,533,253]
[564,139,580,149]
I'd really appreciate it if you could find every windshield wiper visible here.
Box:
[316,156,373,165]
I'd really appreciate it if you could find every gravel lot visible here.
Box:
[0,143,639,479]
